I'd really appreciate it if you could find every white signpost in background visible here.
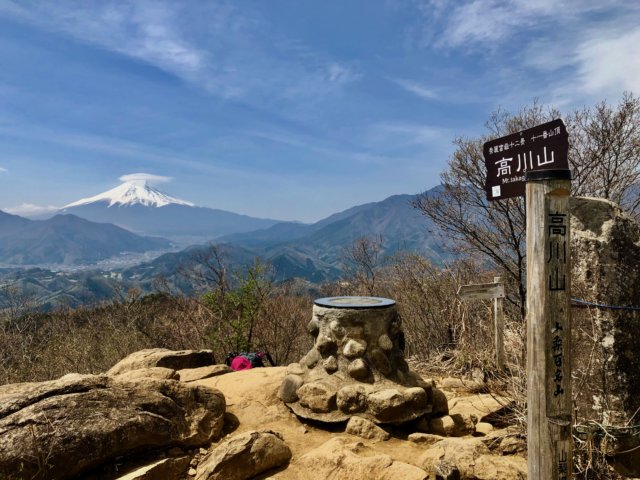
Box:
[457,278,505,371]
[457,281,505,301]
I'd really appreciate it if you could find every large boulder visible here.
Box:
[345,416,390,441]
[417,437,489,479]
[471,455,527,480]
[108,348,216,376]
[0,373,225,479]
[448,394,505,424]
[114,366,180,381]
[571,197,640,476]
[571,197,640,424]
[195,430,291,480]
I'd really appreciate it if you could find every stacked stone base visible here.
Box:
[279,298,446,424]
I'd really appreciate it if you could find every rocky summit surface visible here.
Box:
[0,372,225,479]
[0,349,528,480]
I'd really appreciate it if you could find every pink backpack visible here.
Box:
[230,355,252,371]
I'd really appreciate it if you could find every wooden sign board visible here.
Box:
[457,282,505,301]
[483,119,569,201]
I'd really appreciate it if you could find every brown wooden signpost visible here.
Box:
[483,120,572,479]
[484,118,569,201]
[458,278,506,371]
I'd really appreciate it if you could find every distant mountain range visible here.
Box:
[220,188,447,280]
[58,180,281,241]
[0,184,448,308]
[0,211,170,266]
[112,188,449,289]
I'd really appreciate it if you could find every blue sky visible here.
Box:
[0,1,638,222]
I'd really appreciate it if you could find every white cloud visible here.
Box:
[522,22,640,104]
[522,39,575,72]
[119,173,172,185]
[246,129,393,166]
[0,122,232,176]
[0,167,7,173]
[0,1,205,78]
[574,27,640,97]
[419,0,608,50]
[0,121,294,185]
[370,123,446,145]
[0,1,359,105]
[440,0,550,48]
[393,78,439,100]
[407,1,640,106]
[326,63,361,84]
[4,203,58,217]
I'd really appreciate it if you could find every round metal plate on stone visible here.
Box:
[281,295,438,425]
[313,296,396,309]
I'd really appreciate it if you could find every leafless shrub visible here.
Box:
[340,235,384,295]
[573,423,628,480]
[0,246,315,383]
[331,239,522,374]
[253,286,313,366]
[414,93,640,323]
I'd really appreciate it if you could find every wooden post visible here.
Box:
[493,276,505,371]
[525,169,573,480]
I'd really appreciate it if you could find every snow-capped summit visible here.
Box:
[63,181,195,209]
[58,176,280,241]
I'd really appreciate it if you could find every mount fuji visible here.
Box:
[64,181,196,209]
[59,180,281,243]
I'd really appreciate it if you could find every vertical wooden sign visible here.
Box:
[525,169,573,480]
[493,276,505,371]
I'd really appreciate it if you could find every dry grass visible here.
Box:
[0,286,312,385]
[1,249,636,478]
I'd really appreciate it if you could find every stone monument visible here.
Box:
[279,296,443,424]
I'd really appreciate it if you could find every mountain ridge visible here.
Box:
[0,187,446,307]
[0,211,171,266]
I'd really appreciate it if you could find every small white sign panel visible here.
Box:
[457,282,505,301]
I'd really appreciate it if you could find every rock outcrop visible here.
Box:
[571,197,640,476]
[0,348,529,480]
[0,372,225,479]
[196,366,527,480]
[276,436,428,480]
[571,197,640,423]
[345,416,390,441]
[195,430,292,480]
[418,437,526,479]
[107,348,216,376]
